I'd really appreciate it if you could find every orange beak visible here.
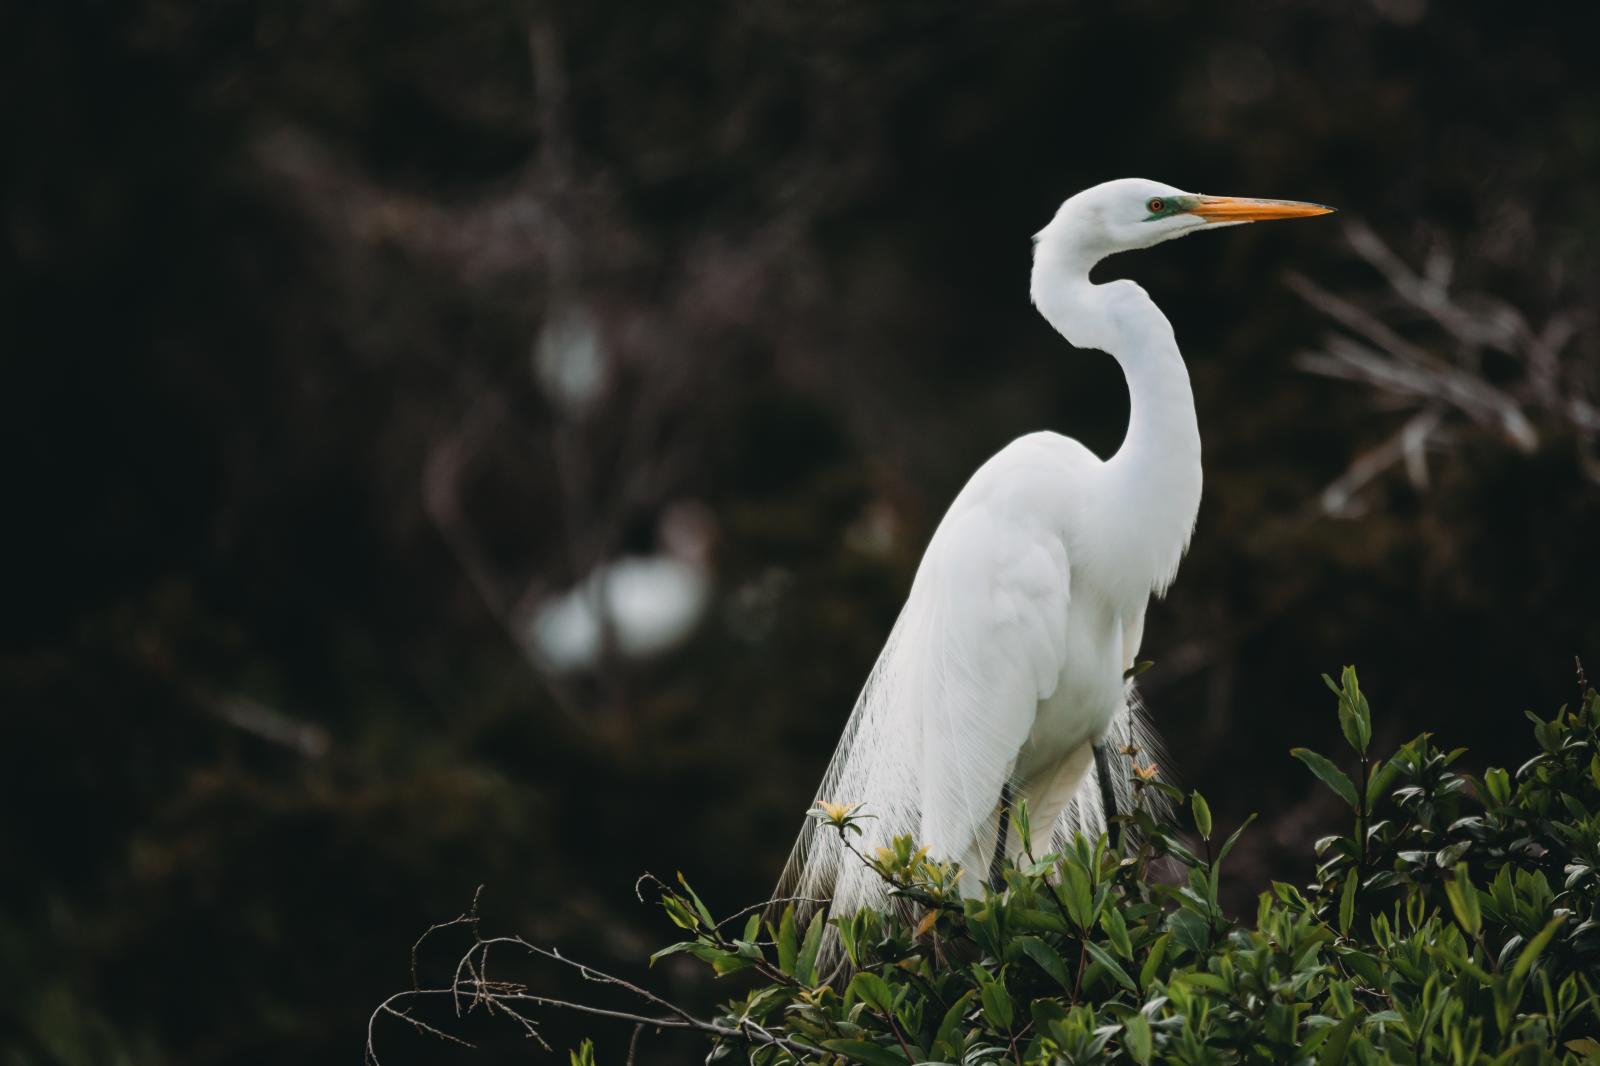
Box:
[1189,195,1335,222]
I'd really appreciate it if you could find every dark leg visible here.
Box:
[988,782,1014,891]
[1093,742,1122,852]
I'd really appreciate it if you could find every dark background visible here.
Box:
[4,1,1598,1063]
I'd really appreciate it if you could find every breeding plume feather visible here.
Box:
[776,178,1332,946]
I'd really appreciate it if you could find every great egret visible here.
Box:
[779,178,1332,921]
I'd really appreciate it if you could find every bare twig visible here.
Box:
[1313,408,1445,518]
[367,997,476,1064]
[626,1021,647,1066]
[1291,221,1598,514]
[411,884,483,990]
[367,986,816,1066]
[369,899,826,1066]
[716,894,832,931]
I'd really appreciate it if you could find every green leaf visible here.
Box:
[1482,766,1513,807]
[820,1039,909,1066]
[794,910,825,986]
[649,940,694,966]
[934,990,975,1057]
[1339,948,1383,987]
[1291,748,1360,809]
[1100,904,1134,960]
[1015,796,1033,856]
[776,905,798,976]
[1337,704,1363,755]
[1443,863,1481,938]
[1298,1021,1335,1058]
[661,894,699,931]
[1511,915,1564,983]
[1124,660,1155,680]
[1333,666,1372,756]
[1016,935,1071,990]
[1338,870,1357,937]
[850,971,895,1015]
[1084,940,1137,991]
[1366,758,1400,809]
[1123,1010,1153,1066]
[1216,812,1258,867]
[1191,790,1213,841]
[741,911,761,944]
[1425,941,1492,985]
[1318,1015,1358,1066]
[972,966,1014,1031]
[1031,998,1068,1030]
[677,873,716,928]
[1160,835,1205,868]
[1139,932,1171,991]
[709,951,754,977]
[1060,858,1095,931]
[649,940,722,966]
[1010,908,1070,935]
[838,915,860,969]
[1166,908,1211,956]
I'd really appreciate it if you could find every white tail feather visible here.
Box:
[775,664,1172,967]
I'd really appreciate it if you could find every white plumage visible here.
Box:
[779,178,1332,928]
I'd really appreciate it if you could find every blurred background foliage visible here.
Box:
[3,1,1598,1063]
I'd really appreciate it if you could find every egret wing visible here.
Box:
[777,492,1075,915]
[777,455,1075,919]
[905,502,1072,866]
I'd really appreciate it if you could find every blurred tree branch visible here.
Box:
[1290,221,1599,516]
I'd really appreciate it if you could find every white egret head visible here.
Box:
[1035,177,1334,264]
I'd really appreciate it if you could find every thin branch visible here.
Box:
[716,894,832,931]
[371,897,831,1066]
[421,392,586,724]
[367,986,819,1066]
[411,884,482,990]
[1291,219,1600,512]
[1313,409,1444,518]
[626,1022,647,1066]
[367,995,476,1065]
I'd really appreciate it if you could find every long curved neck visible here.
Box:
[1032,256,1203,596]
[1102,298,1203,594]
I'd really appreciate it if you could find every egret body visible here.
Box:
[780,178,1331,920]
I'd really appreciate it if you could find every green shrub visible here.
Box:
[651,669,1599,1064]
[377,670,1600,1064]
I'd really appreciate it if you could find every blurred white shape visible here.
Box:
[527,504,715,673]
[535,304,607,411]
[204,691,330,758]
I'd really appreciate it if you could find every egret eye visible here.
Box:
[1147,197,1165,214]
